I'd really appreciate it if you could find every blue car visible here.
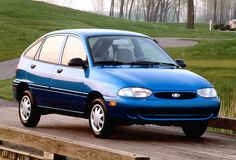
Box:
[13,29,220,138]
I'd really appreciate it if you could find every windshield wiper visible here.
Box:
[128,61,157,66]
[158,62,179,67]
[94,61,125,66]
[128,61,178,67]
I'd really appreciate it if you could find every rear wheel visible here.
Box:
[89,98,115,138]
[19,90,41,127]
[182,122,208,138]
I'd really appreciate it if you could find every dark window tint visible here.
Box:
[39,36,65,64]
[24,40,42,59]
[62,36,86,65]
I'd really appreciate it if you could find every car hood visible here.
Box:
[100,68,212,91]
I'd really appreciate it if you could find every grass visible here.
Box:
[167,40,236,118]
[0,0,236,62]
[0,0,235,121]
[0,78,13,101]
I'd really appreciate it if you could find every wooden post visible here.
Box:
[209,20,212,31]
[44,151,54,160]
[44,151,66,160]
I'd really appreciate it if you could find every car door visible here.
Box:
[50,35,88,113]
[27,35,66,107]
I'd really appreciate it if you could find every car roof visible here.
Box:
[45,29,149,38]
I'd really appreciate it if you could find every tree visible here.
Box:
[213,0,217,24]
[177,0,181,23]
[119,0,125,18]
[186,0,194,29]
[109,0,115,17]
[128,0,135,20]
[219,0,223,24]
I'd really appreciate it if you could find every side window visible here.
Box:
[62,36,86,65]
[39,36,65,64]
[24,40,42,59]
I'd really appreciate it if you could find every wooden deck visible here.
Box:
[0,106,236,160]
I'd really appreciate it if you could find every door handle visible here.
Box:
[57,68,63,74]
[30,64,36,69]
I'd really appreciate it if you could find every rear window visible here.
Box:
[24,40,42,59]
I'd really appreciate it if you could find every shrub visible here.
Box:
[225,25,231,30]
[213,24,219,30]
[219,25,226,31]
[229,28,236,31]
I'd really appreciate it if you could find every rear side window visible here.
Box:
[24,40,42,59]
[61,36,86,65]
[39,36,65,64]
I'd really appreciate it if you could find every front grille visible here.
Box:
[154,92,197,99]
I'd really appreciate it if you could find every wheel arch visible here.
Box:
[16,82,31,102]
[85,91,104,118]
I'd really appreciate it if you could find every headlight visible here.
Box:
[197,88,217,98]
[118,87,152,98]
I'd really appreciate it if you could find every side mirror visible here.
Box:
[68,58,88,68]
[175,59,186,68]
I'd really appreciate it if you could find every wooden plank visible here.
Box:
[209,118,236,130]
[0,125,149,160]
[0,145,43,160]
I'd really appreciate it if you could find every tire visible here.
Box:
[19,90,41,127]
[182,122,208,138]
[89,98,115,138]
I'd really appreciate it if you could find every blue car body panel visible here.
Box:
[13,29,220,125]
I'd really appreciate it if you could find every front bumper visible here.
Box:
[104,96,220,125]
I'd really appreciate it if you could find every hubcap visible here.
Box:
[20,95,31,121]
[90,104,105,132]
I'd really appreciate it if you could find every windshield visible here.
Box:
[88,36,176,66]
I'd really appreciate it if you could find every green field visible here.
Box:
[0,0,236,61]
[0,0,235,119]
[166,40,236,118]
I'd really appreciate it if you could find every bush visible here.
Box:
[219,24,225,27]
[219,25,226,31]
[225,25,231,30]
[213,24,219,30]
[229,28,236,31]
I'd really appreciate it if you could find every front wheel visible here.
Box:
[19,90,41,127]
[182,122,208,138]
[89,98,115,138]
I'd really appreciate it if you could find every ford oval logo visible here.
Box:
[172,93,181,98]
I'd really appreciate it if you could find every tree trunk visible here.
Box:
[153,0,161,22]
[186,0,194,29]
[213,0,217,24]
[219,0,223,24]
[128,0,135,20]
[159,0,165,22]
[125,0,130,19]
[177,0,181,23]
[109,0,115,17]
[234,2,236,19]
[119,0,125,18]
[163,0,170,22]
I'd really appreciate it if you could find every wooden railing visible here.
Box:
[0,125,150,160]
[208,117,236,131]
[0,118,235,160]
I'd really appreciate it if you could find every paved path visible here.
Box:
[155,38,198,48]
[0,106,235,160]
[0,58,19,80]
